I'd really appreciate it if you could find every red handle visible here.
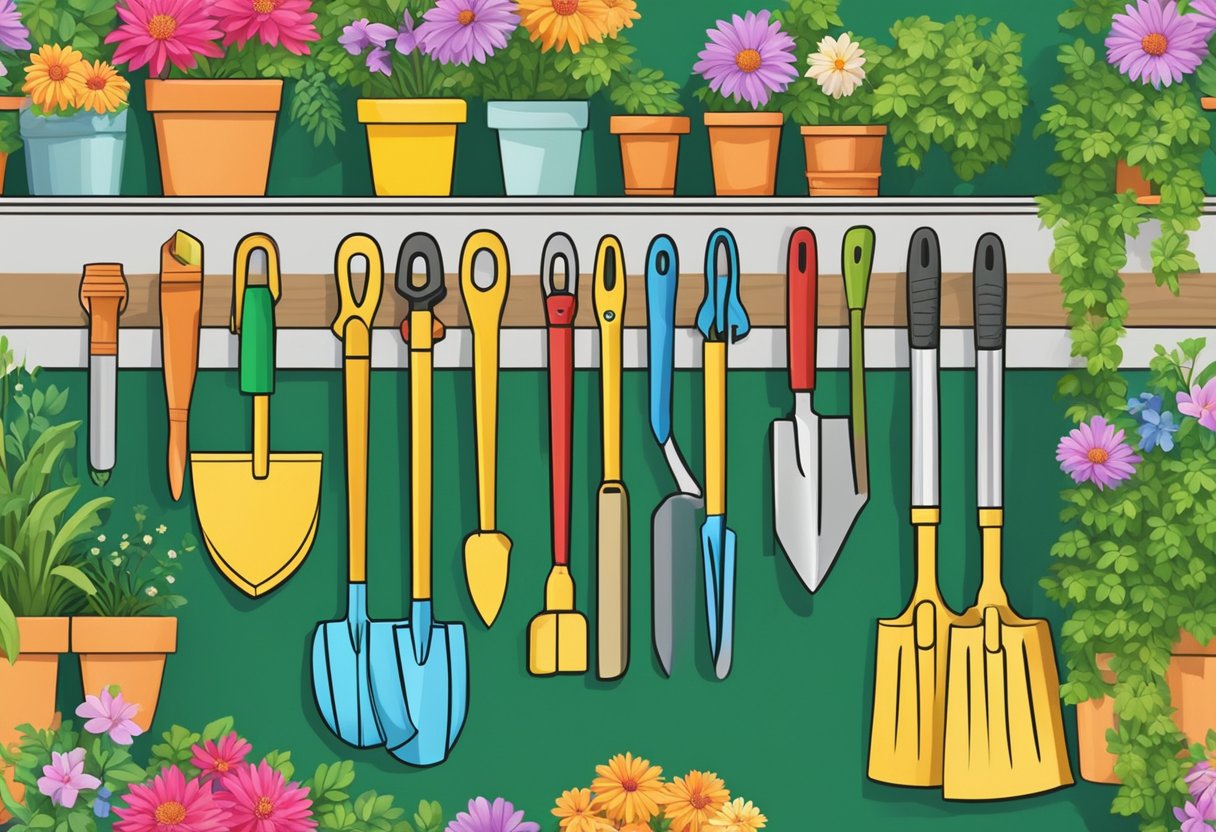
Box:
[787,228,818,392]
[546,294,576,568]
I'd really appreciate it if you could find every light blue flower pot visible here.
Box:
[487,101,589,196]
[20,107,127,196]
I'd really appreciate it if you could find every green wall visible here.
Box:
[0,0,1062,197]
[42,367,1130,829]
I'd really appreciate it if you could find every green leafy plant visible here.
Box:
[78,505,193,617]
[0,336,108,660]
[610,66,682,116]
[471,27,630,100]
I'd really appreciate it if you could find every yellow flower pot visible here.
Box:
[358,98,467,196]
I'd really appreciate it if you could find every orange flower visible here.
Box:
[601,0,638,34]
[23,44,85,113]
[590,753,666,824]
[69,60,130,114]
[553,788,613,832]
[517,0,610,53]
[663,771,731,832]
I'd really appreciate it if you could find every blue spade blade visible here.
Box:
[311,583,385,748]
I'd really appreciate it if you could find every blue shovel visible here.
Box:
[695,229,750,680]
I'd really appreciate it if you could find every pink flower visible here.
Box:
[1178,379,1216,432]
[1188,759,1216,803]
[37,748,100,809]
[1056,415,1141,490]
[76,688,143,745]
[418,0,518,66]
[1105,0,1207,88]
[211,0,320,56]
[1176,790,1216,832]
[114,766,229,832]
[1189,0,1216,39]
[106,0,224,78]
[216,760,316,832]
[191,733,253,784]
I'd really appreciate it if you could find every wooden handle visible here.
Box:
[80,264,127,357]
[159,235,202,501]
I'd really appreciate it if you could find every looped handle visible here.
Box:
[540,232,579,299]
[395,232,447,312]
[332,234,384,346]
[593,235,625,329]
[232,233,282,334]
[906,227,941,351]
[460,229,510,332]
[646,234,679,446]
[696,228,749,344]
[973,233,1007,351]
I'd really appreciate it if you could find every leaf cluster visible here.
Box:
[79,505,192,617]
[16,0,116,62]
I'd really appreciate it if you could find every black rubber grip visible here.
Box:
[907,227,941,349]
[973,233,1006,351]
[395,233,447,311]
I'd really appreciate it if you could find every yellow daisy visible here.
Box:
[663,771,731,832]
[552,788,613,832]
[23,44,85,114]
[590,752,666,824]
[709,798,767,831]
[601,0,638,34]
[518,0,611,53]
[70,60,130,115]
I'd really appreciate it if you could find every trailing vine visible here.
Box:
[1037,2,1213,830]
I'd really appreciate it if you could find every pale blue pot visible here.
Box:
[20,107,127,196]
[487,100,589,196]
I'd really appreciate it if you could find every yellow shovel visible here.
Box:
[190,234,323,598]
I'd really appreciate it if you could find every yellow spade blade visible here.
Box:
[191,452,322,597]
[464,531,512,628]
[942,608,1074,800]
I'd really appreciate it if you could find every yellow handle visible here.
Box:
[410,310,435,602]
[704,341,726,516]
[231,233,282,334]
[976,508,1008,608]
[910,507,940,606]
[332,234,384,358]
[595,236,626,482]
[461,231,509,530]
[345,356,370,582]
[252,394,269,480]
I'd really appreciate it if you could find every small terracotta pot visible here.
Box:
[146,79,282,196]
[609,115,690,196]
[1202,97,1216,110]
[71,616,177,731]
[0,618,70,816]
[1115,159,1159,205]
[704,112,784,196]
[0,95,28,196]
[801,125,887,196]
[1076,653,1119,784]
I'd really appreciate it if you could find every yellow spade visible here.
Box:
[190,234,323,598]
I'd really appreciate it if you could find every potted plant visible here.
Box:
[608,67,687,196]
[0,0,30,194]
[105,0,335,196]
[693,10,798,196]
[71,505,193,733]
[315,2,497,196]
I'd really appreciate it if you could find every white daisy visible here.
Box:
[806,33,866,99]
[145,586,158,597]
[143,534,153,545]
[90,547,100,556]
[156,525,167,534]
[167,550,177,559]
[119,541,129,550]
[166,576,176,584]
[97,534,106,542]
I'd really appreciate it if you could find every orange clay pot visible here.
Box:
[0,96,26,196]
[609,115,690,196]
[1116,159,1159,206]
[0,617,70,817]
[800,125,887,196]
[704,112,784,196]
[1077,632,1216,784]
[145,79,282,196]
[1202,97,1216,110]
[72,616,178,731]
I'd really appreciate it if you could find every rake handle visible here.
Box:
[547,293,576,568]
[787,228,818,392]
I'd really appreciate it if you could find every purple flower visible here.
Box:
[694,10,798,110]
[1177,791,1216,832]
[444,797,539,832]
[1137,407,1177,451]
[1189,759,1216,804]
[418,0,518,66]
[1190,0,1216,39]
[1056,415,1141,490]
[1106,0,1207,88]
[0,0,31,52]
[1178,379,1216,432]
[75,688,143,745]
[395,14,419,56]
[1127,391,1162,416]
[37,748,101,809]
[366,46,393,75]
[339,17,397,55]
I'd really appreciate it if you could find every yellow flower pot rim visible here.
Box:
[357,98,469,124]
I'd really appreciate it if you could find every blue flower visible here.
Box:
[93,786,111,818]
[1127,392,1162,417]
[1138,408,1178,452]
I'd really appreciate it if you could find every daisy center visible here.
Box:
[254,796,274,820]
[87,75,107,90]
[834,57,846,69]
[1087,448,1110,464]
[552,0,579,15]
[690,793,711,810]
[47,64,67,81]
[154,801,187,825]
[735,48,762,73]
[1141,32,1167,57]
[214,760,230,773]
[458,9,475,24]
[621,777,638,792]
[147,13,178,40]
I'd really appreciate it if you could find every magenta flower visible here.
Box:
[211,0,320,55]
[114,766,228,832]
[1106,0,1207,88]
[419,0,518,66]
[37,748,100,809]
[366,46,393,75]
[191,732,253,784]
[76,688,143,745]
[0,0,31,52]
[445,797,539,832]
[1178,379,1216,432]
[694,10,798,109]
[106,0,224,78]
[395,14,419,55]
[1176,791,1216,832]
[339,18,396,55]
[216,760,316,832]
[1056,415,1141,490]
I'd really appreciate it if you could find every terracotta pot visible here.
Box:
[0,95,24,196]
[1076,632,1216,784]
[1202,97,1216,110]
[704,112,784,196]
[145,79,282,196]
[0,618,70,816]
[1115,159,1159,205]
[609,115,690,196]
[800,125,887,196]
[71,616,177,731]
